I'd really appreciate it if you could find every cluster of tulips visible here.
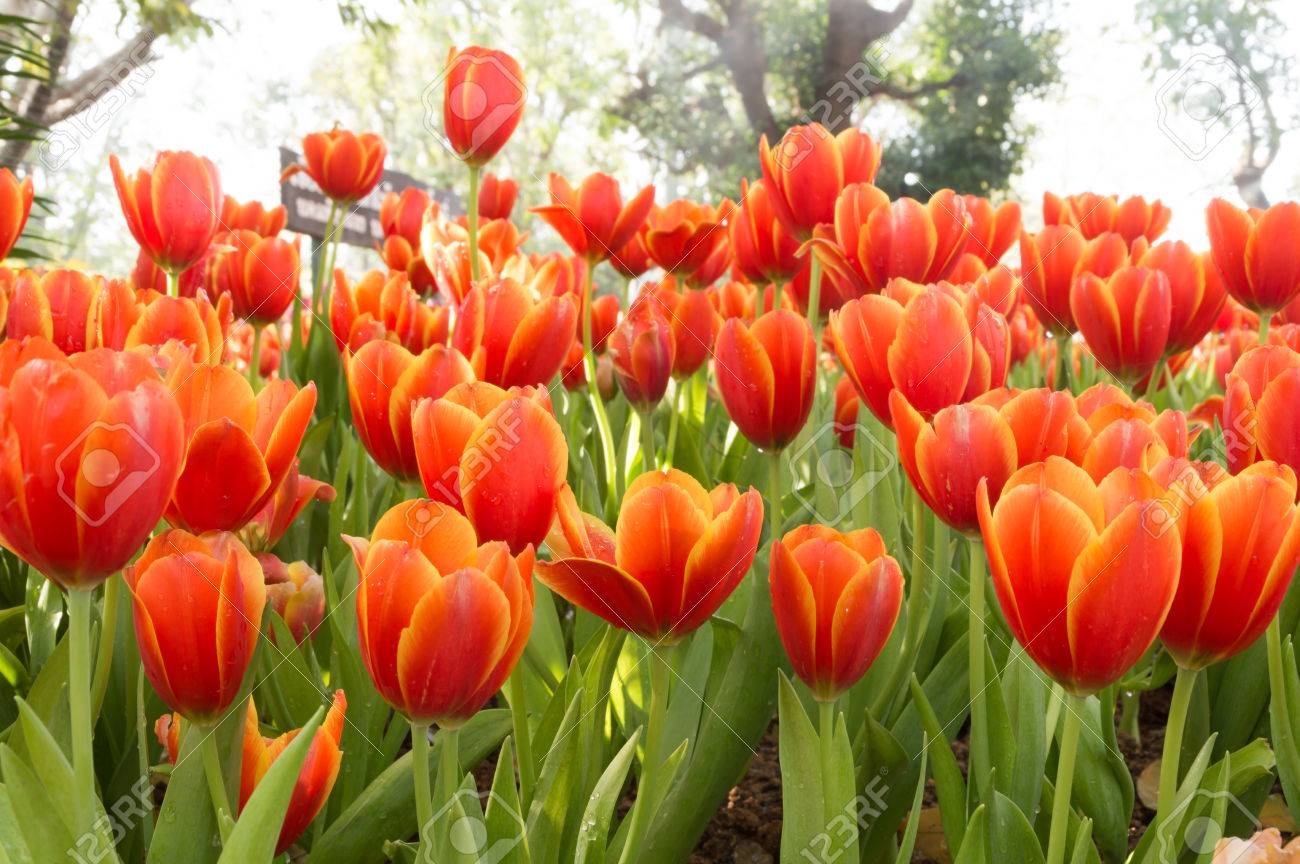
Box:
[3,39,1300,864]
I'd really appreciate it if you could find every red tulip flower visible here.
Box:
[651,279,721,377]
[219,195,287,237]
[1161,462,1300,668]
[478,172,519,220]
[127,529,265,722]
[345,500,533,725]
[758,124,882,239]
[1135,241,1226,354]
[346,341,474,482]
[977,457,1182,694]
[0,348,184,589]
[609,299,675,411]
[285,128,386,203]
[1019,226,1087,334]
[770,525,903,700]
[165,355,316,532]
[111,151,222,274]
[611,221,653,280]
[532,172,656,263]
[959,195,1021,267]
[5,269,99,353]
[442,46,526,166]
[330,270,449,354]
[1,167,34,260]
[1206,199,1300,315]
[1221,345,1300,476]
[245,460,335,552]
[729,178,801,284]
[644,199,732,286]
[1043,192,1171,244]
[715,309,816,451]
[1071,266,1172,385]
[260,555,326,645]
[207,230,301,325]
[452,277,576,387]
[538,470,763,642]
[412,382,566,553]
[806,184,970,295]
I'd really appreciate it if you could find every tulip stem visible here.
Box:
[312,202,339,315]
[1155,665,1197,823]
[818,699,837,827]
[872,492,930,720]
[1260,314,1271,346]
[90,576,119,720]
[200,725,234,845]
[1046,695,1083,864]
[967,538,991,798]
[467,165,482,282]
[249,325,263,389]
[135,662,154,849]
[581,260,619,513]
[411,722,434,852]
[67,587,96,838]
[641,410,657,472]
[508,672,536,808]
[166,268,180,299]
[619,647,671,864]
[767,449,782,541]
[805,255,822,331]
[664,384,682,469]
[1054,332,1072,393]
[1142,356,1166,402]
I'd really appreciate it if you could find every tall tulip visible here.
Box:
[330,270,449,354]
[207,229,301,326]
[442,46,526,167]
[452,277,576,387]
[1207,199,1300,320]
[644,199,732,286]
[608,298,675,414]
[959,195,1021,267]
[285,127,386,203]
[1018,225,1087,335]
[651,279,721,378]
[715,308,816,451]
[1221,344,1300,476]
[729,178,801,284]
[757,124,882,240]
[478,171,519,220]
[219,195,287,237]
[1043,192,1171,243]
[1136,240,1226,355]
[769,525,903,700]
[110,151,222,286]
[0,167,34,261]
[411,382,566,553]
[1070,266,1172,385]
[531,172,656,264]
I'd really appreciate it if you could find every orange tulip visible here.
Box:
[285,127,386,202]
[611,221,653,279]
[959,195,1021,267]
[1135,241,1226,355]
[977,457,1182,694]
[1019,225,1087,334]
[729,178,801,284]
[127,529,265,721]
[5,269,99,353]
[345,500,533,725]
[0,348,185,589]
[829,281,1007,426]
[1043,192,1171,243]
[538,471,763,641]
[478,172,518,220]
[609,299,675,410]
[207,229,301,325]
[261,556,326,645]
[1,167,34,260]
[770,525,903,700]
[806,184,970,295]
[165,355,316,532]
[758,124,882,239]
[106,288,232,366]
[1159,462,1300,668]
[442,46,525,166]
[1071,266,1172,385]
[157,691,346,855]
[346,341,474,482]
[330,270,448,354]
[129,248,207,297]
[1206,199,1300,315]
[532,172,656,263]
[644,199,732,286]
[111,151,222,273]
[650,279,721,377]
[715,309,816,450]
[1221,345,1300,476]
[833,375,861,448]
[244,460,335,552]
[452,277,576,388]
[219,195,287,237]
[412,382,566,553]
[967,265,1021,318]
[1080,399,1192,482]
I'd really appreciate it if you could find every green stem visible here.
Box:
[411,723,434,853]
[581,260,619,514]
[135,658,154,850]
[508,673,536,809]
[1054,332,1072,393]
[664,384,682,469]
[1260,313,1272,346]
[90,576,119,720]
[166,268,180,299]
[200,726,233,845]
[618,648,671,864]
[805,255,822,330]
[1046,696,1084,864]
[767,449,782,542]
[1155,665,1197,823]
[467,165,482,282]
[248,325,263,389]
[67,587,96,837]
[438,725,460,801]
[968,538,990,797]
[312,202,339,316]
[1142,355,1166,402]
[641,410,657,472]
[818,699,836,827]
[870,493,930,718]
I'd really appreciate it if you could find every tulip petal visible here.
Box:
[535,557,659,637]
[677,488,763,636]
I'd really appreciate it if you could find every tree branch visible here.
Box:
[46,28,159,124]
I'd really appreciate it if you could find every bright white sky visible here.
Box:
[42,0,1300,268]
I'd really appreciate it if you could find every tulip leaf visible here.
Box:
[23,570,59,678]
[777,673,825,864]
[659,625,713,766]
[574,729,640,864]
[1061,691,1132,863]
[525,687,584,864]
[891,746,929,864]
[311,709,509,864]
[1067,818,1094,864]
[13,698,77,832]
[0,783,35,864]
[1001,652,1049,817]
[217,706,324,864]
[855,709,912,864]
[1270,636,1300,822]
[909,676,967,854]
[6,625,69,757]
[951,804,988,864]
[260,614,324,727]
[149,712,242,864]
[0,746,74,864]
[484,737,530,864]
[987,791,1044,864]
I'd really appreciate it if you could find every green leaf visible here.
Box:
[987,791,1044,864]
[909,676,967,854]
[891,747,929,864]
[0,784,34,864]
[0,745,74,864]
[1002,652,1049,816]
[777,674,825,863]
[525,688,584,864]
[14,699,77,831]
[1063,692,1132,862]
[217,706,325,864]
[951,805,988,864]
[574,730,640,864]
[484,737,530,864]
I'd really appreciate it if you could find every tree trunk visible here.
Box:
[0,0,79,169]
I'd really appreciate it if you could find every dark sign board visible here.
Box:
[278,146,461,247]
